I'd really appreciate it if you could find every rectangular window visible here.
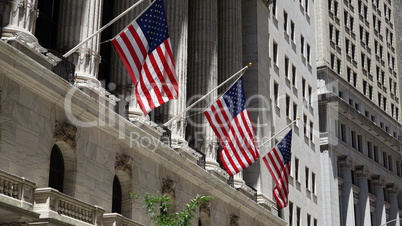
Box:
[357,135,362,152]
[344,11,348,26]
[363,80,367,95]
[340,124,346,142]
[303,114,308,135]
[285,56,290,78]
[334,1,338,15]
[312,172,316,194]
[286,95,291,118]
[296,207,301,226]
[388,155,393,171]
[273,41,278,64]
[310,122,313,141]
[335,29,340,45]
[300,35,305,54]
[383,152,388,168]
[295,158,299,181]
[351,131,356,149]
[307,44,311,63]
[272,0,277,16]
[367,142,373,159]
[284,11,288,32]
[350,17,354,31]
[305,167,310,190]
[293,103,298,121]
[374,146,379,162]
[292,65,297,85]
[289,202,294,226]
[337,59,341,74]
[274,81,279,106]
[291,21,295,41]
[368,179,374,194]
[307,214,311,226]
[305,0,309,14]
[302,78,306,98]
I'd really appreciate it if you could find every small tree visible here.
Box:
[130,192,213,226]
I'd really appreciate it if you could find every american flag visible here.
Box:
[111,0,178,115]
[204,78,260,176]
[262,130,292,208]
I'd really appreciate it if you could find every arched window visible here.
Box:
[112,175,122,214]
[48,145,64,192]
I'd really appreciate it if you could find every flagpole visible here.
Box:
[163,63,252,127]
[258,117,300,153]
[63,0,146,58]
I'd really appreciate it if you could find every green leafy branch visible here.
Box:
[130,192,213,226]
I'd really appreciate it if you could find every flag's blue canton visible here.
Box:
[223,78,247,118]
[277,130,292,165]
[137,0,169,53]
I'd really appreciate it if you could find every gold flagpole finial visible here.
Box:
[248,62,252,67]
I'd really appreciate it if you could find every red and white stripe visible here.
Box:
[204,98,259,176]
[112,21,178,115]
[262,148,290,208]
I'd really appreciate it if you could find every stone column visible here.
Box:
[57,0,103,87]
[0,0,38,40]
[154,0,188,145]
[356,166,371,226]
[339,156,356,226]
[110,0,148,119]
[373,175,386,226]
[187,0,219,171]
[218,0,244,186]
[218,0,242,89]
[386,184,399,226]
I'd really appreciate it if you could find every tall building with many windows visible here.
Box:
[0,0,324,225]
[316,0,402,225]
[268,0,321,225]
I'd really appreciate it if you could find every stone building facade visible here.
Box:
[0,0,319,225]
[316,0,402,225]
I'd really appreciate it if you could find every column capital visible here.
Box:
[386,183,399,195]
[372,175,384,187]
[339,156,353,168]
[355,165,369,178]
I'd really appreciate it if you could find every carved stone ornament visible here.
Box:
[372,175,384,187]
[386,183,399,195]
[230,214,240,226]
[338,155,353,168]
[162,178,176,198]
[199,200,212,217]
[54,121,77,149]
[115,153,133,178]
[355,165,369,178]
